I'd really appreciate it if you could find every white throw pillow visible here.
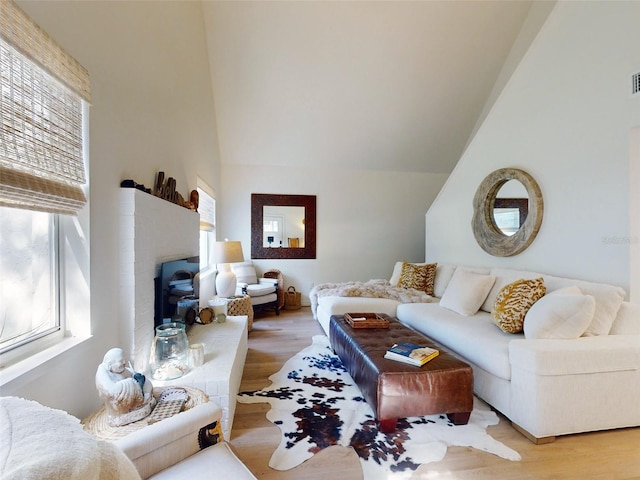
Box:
[524,287,596,339]
[230,261,258,285]
[439,269,496,316]
[433,264,456,298]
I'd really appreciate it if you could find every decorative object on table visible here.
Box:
[283,286,301,310]
[82,386,209,440]
[188,343,205,368]
[120,178,152,194]
[237,335,520,479]
[185,189,199,211]
[344,312,390,329]
[121,171,197,211]
[384,342,439,366]
[213,240,245,297]
[149,322,190,381]
[198,306,215,324]
[147,387,189,425]
[95,347,156,427]
[208,297,228,323]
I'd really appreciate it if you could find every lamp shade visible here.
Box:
[213,241,244,264]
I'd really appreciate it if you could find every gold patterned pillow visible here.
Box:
[493,278,546,333]
[397,262,437,296]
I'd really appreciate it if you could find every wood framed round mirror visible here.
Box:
[472,168,543,257]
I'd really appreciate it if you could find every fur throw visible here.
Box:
[310,279,432,317]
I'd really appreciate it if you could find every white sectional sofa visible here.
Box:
[314,263,640,443]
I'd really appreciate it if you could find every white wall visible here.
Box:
[2,1,220,418]
[203,1,530,176]
[221,164,447,303]
[426,1,640,293]
[631,128,640,302]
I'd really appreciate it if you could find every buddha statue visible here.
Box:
[95,348,156,427]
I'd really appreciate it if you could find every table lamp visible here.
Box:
[214,240,244,297]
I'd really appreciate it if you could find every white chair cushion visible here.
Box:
[250,293,278,306]
[243,283,276,297]
[148,442,257,480]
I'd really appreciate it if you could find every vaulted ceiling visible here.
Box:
[203,1,542,175]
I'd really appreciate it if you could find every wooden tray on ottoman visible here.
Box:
[344,312,390,329]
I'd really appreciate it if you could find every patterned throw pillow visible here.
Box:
[397,262,437,296]
[493,278,546,334]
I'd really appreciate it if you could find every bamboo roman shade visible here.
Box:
[0,0,91,215]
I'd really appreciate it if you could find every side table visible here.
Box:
[224,295,254,331]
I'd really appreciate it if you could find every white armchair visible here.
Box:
[230,261,283,315]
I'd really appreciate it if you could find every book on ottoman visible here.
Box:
[384,343,439,366]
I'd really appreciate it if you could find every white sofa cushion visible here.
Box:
[318,296,400,317]
[610,302,640,334]
[543,275,626,336]
[509,335,640,376]
[524,287,596,339]
[440,268,496,316]
[397,302,514,381]
[148,442,257,480]
[434,264,456,298]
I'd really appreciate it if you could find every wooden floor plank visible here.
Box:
[230,307,640,479]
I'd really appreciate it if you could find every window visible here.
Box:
[198,186,216,270]
[0,209,59,354]
[0,0,91,368]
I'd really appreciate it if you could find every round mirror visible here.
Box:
[492,180,528,236]
[472,168,543,257]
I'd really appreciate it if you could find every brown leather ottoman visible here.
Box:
[329,314,473,432]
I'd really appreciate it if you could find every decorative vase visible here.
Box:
[150,322,190,380]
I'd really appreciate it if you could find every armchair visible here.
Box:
[230,261,283,315]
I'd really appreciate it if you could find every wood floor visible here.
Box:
[230,308,640,480]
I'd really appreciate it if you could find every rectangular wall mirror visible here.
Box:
[251,193,316,259]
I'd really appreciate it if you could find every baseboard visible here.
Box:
[511,422,556,445]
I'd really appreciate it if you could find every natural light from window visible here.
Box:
[0,208,59,354]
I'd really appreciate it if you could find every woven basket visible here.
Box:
[284,286,302,310]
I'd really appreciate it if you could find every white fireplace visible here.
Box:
[119,188,199,373]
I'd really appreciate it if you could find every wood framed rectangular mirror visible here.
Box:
[251,193,316,259]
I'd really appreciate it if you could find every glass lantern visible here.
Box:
[150,322,190,380]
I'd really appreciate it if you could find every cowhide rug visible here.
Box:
[237,335,520,479]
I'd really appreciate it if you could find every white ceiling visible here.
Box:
[204,1,537,175]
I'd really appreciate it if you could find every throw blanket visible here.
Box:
[0,396,141,480]
[310,279,431,318]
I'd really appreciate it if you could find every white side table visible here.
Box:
[153,315,248,439]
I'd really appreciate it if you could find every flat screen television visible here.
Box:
[154,256,199,328]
